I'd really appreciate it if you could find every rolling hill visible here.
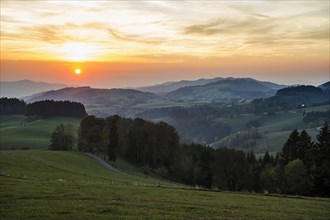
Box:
[264,85,329,105]
[25,87,161,105]
[318,81,330,94]
[24,87,164,116]
[136,77,224,94]
[165,78,285,101]
[0,80,68,98]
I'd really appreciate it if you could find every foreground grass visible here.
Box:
[0,116,81,150]
[1,150,329,219]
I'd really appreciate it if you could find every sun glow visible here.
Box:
[75,68,81,75]
[58,42,97,62]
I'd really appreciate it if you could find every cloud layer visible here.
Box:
[1,0,328,61]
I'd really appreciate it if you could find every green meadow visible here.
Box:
[0,115,80,150]
[1,150,329,220]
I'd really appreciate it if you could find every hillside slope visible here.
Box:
[1,150,329,219]
[265,85,329,105]
[165,78,285,101]
[24,87,165,117]
[318,81,330,94]
[136,77,224,94]
[25,87,162,105]
[0,115,81,150]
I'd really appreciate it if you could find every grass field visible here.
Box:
[1,150,329,220]
[132,100,211,110]
[0,115,81,150]
[212,104,330,151]
[300,104,330,113]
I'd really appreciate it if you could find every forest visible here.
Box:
[26,100,87,118]
[0,97,26,115]
[51,114,330,197]
[0,98,87,118]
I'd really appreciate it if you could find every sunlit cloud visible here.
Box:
[1,0,328,62]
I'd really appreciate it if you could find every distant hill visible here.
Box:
[25,87,162,107]
[265,85,329,105]
[136,77,224,94]
[318,81,330,94]
[165,78,286,101]
[0,80,68,98]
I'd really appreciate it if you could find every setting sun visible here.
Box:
[75,69,81,75]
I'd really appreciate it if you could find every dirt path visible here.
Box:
[85,153,125,174]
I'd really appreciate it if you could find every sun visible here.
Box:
[75,69,81,75]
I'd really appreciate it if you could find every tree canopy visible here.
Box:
[26,100,87,118]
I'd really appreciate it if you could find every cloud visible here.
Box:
[182,12,329,53]
[183,15,276,36]
[1,0,328,61]
[19,25,74,44]
[108,28,165,44]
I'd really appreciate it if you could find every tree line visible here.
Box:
[60,114,329,197]
[0,97,87,118]
[0,97,26,115]
[26,100,87,118]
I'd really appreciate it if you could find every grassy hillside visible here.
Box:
[255,128,319,152]
[212,104,330,151]
[1,150,329,219]
[0,116,81,150]
[303,104,330,112]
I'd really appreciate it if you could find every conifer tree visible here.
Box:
[107,116,119,162]
[282,129,300,163]
[298,130,313,166]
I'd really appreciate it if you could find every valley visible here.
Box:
[1,77,329,153]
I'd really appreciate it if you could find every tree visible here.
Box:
[106,116,120,162]
[282,129,300,163]
[65,124,74,151]
[196,147,213,188]
[314,122,330,165]
[212,148,250,191]
[260,165,277,193]
[78,116,105,154]
[298,130,313,166]
[49,124,74,151]
[262,151,271,167]
[285,159,312,196]
[313,122,330,196]
[246,151,260,192]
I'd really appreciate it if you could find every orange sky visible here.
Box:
[1,0,329,87]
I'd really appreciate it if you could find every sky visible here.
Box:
[1,0,329,88]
